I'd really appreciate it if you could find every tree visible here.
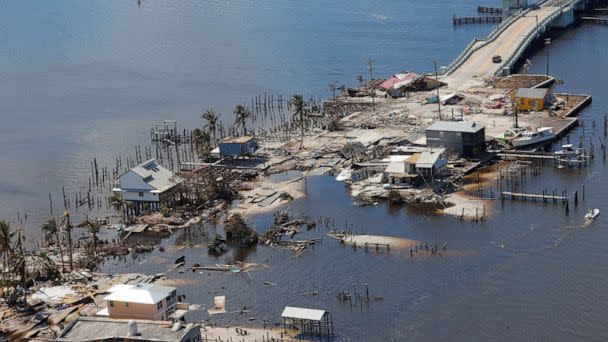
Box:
[0,220,14,274]
[290,94,309,149]
[109,193,127,221]
[192,128,211,160]
[59,210,74,271]
[42,218,65,272]
[234,105,251,135]
[202,109,221,143]
[85,221,101,257]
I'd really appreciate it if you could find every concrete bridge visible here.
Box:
[441,0,592,90]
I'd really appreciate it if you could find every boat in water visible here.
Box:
[585,208,600,220]
[511,127,556,148]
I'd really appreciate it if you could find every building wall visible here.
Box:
[516,96,544,111]
[219,140,256,157]
[426,129,485,157]
[119,171,154,192]
[122,190,160,202]
[107,294,177,321]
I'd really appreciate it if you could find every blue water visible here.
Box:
[0,0,496,228]
[3,0,608,340]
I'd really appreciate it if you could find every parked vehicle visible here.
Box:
[492,55,502,63]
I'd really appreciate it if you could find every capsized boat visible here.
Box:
[511,127,556,148]
[585,208,600,220]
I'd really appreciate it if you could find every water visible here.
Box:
[0,0,494,232]
[2,0,608,340]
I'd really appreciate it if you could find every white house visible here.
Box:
[113,159,181,204]
[97,283,189,322]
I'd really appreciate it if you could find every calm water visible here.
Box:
[2,1,608,340]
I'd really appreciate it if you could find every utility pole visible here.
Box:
[367,58,375,108]
[434,60,442,120]
[545,38,551,76]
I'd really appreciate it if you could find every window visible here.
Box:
[139,192,144,197]
[125,302,129,307]
[158,302,163,310]
[439,131,444,137]
[109,301,114,307]
[455,132,462,137]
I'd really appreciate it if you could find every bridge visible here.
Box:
[441,0,591,90]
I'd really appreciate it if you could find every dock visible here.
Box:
[580,16,608,25]
[501,191,567,203]
[478,6,502,14]
[453,16,502,25]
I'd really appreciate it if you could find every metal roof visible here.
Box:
[426,120,484,133]
[103,283,175,305]
[56,317,198,342]
[222,136,255,144]
[128,159,181,193]
[281,306,327,321]
[515,88,549,99]
[416,149,446,168]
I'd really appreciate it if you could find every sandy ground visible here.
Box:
[201,326,303,341]
[232,177,305,217]
[328,233,421,250]
[441,192,492,220]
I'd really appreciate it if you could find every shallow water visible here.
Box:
[2,1,608,340]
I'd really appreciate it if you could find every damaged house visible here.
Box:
[378,72,446,98]
[384,148,448,185]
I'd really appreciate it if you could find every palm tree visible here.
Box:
[290,94,309,149]
[192,128,211,160]
[0,220,14,274]
[85,221,101,257]
[42,218,65,272]
[109,193,127,221]
[59,210,74,271]
[202,109,221,143]
[233,105,251,135]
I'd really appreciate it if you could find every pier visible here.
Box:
[477,6,502,14]
[501,191,567,203]
[453,16,502,25]
[580,16,608,24]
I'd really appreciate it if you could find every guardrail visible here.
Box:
[441,0,555,76]
[497,0,580,75]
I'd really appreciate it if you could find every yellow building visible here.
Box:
[514,88,549,111]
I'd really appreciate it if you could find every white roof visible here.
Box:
[281,306,327,321]
[416,149,446,168]
[103,283,175,305]
[130,159,181,193]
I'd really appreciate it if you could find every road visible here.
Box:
[442,5,561,90]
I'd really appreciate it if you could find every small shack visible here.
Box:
[426,121,486,158]
[281,306,333,337]
[514,88,549,111]
[219,136,257,158]
[384,148,448,185]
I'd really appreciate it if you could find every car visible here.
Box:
[492,55,502,63]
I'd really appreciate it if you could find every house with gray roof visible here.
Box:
[113,159,181,204]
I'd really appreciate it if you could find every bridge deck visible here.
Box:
[442,3,563,90]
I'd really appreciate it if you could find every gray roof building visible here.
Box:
[56,316,201,342]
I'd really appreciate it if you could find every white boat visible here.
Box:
[511,127,556,148]
[585,208,600,220]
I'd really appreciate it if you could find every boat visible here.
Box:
[585,208,600,220]
[511,127,556,148]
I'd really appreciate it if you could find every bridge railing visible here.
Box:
[497,0,578,75]
[441,0,554,76]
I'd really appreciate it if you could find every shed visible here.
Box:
[514,88,549,111]
[281,306,333,337]
[219,136,257,158]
